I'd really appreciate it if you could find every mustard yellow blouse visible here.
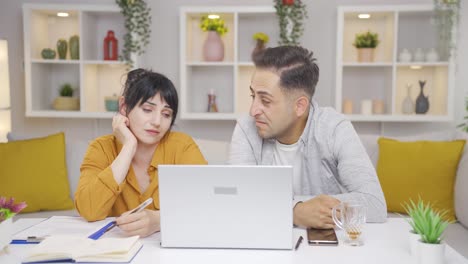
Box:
[75,131,207,221]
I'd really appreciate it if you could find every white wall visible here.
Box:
[0,0,467,149]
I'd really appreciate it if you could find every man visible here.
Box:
[228,46,387,229]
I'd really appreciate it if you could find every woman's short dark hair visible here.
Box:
[253,46,319,98]
[122,68,178,126]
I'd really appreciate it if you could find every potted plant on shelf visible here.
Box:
[251,32,269,60]
[52,83,80,111]
[274,0,308,46]
[116,0,152,69]
[353,31,379,62]
[200,15,228,62]
[0,196,27,251]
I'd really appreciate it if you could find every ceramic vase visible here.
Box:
[57,39,68,59]
[41,48,56,59]
[357,48,375,62]
[402,83,414,114]
[415,80,429,114]
[69,35,79,60]
[413,48,424,62]
[203,31,224,62]
[418,240,445,264]
[0,218,13,251]
[399,48,412,62]
[425,48,439,62]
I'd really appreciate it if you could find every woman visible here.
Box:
[75,69,207,237]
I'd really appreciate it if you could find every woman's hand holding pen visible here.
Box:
[116,209,161,238]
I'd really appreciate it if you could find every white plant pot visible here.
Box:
[408,231,420,259]
[0,218,13,250]
[418,240,445,264]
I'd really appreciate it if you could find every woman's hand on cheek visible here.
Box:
[116,209,161,238]
[112,114,137,147]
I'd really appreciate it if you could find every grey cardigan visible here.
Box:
[228,101,387,223]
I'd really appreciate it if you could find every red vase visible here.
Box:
[282,0,294,5]
[104,30,118,60]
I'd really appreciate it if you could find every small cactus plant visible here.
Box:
[59,83,73,97]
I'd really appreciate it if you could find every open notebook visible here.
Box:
[22,235,142,263]
[13,216,117,243]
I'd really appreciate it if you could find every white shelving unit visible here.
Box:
[336,5,455,122]
[180,6,277,120]
[23,4,129,118]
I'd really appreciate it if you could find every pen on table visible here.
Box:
[295,236,304,250]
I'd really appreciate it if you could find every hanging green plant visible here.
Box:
[457,97,468,133]
[116,0,152,69]
[433,0,460,60]
[273,0,308,46]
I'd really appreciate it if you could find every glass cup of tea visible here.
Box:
[331,203,366,246]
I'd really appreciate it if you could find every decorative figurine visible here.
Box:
[104,30,118,60]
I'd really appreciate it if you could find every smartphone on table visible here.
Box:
[307,228,339,246]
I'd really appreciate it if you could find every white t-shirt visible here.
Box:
[272,140,303,195]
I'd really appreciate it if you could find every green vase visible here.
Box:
[41,48,56,59]
[69,35,79,60]
[57,39,68,59]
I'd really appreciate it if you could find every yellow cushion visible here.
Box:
[377,137,466,222]
[0,132,74,213]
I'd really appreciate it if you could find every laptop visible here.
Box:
[158,165,293,250]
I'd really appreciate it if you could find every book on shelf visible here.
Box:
[22,235,142,263]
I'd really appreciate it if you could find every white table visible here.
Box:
[1,218,467,264]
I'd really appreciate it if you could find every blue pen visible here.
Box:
[88,197,153,240]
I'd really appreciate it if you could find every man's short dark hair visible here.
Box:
[253,46,319,98]
[122,68,179,126]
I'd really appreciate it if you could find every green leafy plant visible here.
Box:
[253,32,269,43]
[433,0,460,60]
[59,83,73,97]
[457,97,468,133]
[0,197,27,222]
[200,15,228,36]
[353,31,379,49]
[402,198,450,244]
[274,0,308,46]
[116,0,152,69]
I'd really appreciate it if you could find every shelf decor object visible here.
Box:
[415,80,429,114]
[353,31,379,62]
[69,35,79,60]
[41,48,56,59]
[53,83,79,111]
[105,94,119,112]
[200,15,228,61]
[402,83,414,114]
[251,32,269,60]
[116,0,151,69]
[56,39,67,59]
[103,30,118,60]
[273,0,307,46]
